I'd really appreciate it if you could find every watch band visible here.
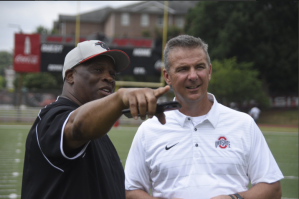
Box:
[229,195,235,199]
[233,193,244,199]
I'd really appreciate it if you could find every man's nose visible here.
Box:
[188,68,198,81]
[103,72,114,83]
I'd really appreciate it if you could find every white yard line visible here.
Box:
[0,125,31,129]
[281,198,298,199]
[263,131,298,134]
[283,176,298,180]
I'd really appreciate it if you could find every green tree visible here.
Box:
[23,73,58,90]
[154,27,163,39]
[35,25,49,35]
[185,1,298,95]
[35,25,58,35]
[154,26,183,40]
[167,26,183,40]
[0,51,13,75]
[0,75,5,89]
[141,29,151,38]
[209,57,269,108]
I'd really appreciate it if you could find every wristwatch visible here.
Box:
[233,193,244,199]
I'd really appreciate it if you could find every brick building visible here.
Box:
[53,1,196,39]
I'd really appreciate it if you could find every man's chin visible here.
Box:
[186,94,205,102]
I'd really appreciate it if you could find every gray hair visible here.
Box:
[163,35,211,72]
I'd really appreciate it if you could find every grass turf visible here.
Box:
[0,125,297,198]
[258,109,298,126]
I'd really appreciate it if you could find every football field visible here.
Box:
[0,125,297,198]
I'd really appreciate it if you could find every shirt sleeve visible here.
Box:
[37,108,89,161]
[247,121,284,185]
[125,125,151,194]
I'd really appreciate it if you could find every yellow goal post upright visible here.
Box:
[115,1,169,91]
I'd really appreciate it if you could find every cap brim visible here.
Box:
[79,50,130,72]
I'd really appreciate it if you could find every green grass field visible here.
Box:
[0,125,298,198]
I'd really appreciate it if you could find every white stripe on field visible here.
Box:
[281,198,298,199]
[0,194,20,198]
[283,176,298,180]
[0,185,16,188]
[0,189,17,192]
[0,125,31,129]
[263,131,298,134]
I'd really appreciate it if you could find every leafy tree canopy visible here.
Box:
[34,25,58,35]
[0,51,13,75]
[23,73,58,90]
[167,26,183,40]
[0,75,5,89]
[185,1,298,95]
[209,57,269,108]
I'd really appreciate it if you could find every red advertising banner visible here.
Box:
[13,33,41,72]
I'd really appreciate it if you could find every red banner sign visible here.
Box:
[111,38,152,48]
[13,34,41,72]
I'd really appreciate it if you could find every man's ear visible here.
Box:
[208,64,212,81]
[163,69,171,85]
[65,69,74,84]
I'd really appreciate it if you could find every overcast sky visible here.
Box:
[0,1,139,52]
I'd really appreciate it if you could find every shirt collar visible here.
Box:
[205,93,219,128]
[172,93,219,128]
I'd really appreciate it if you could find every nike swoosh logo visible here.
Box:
[165,142,179,150]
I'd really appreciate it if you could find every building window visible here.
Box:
[168,15,173,26]
[175,16,184,28]
[141,14,149,27]
[121,13,130,26]
[156,15,163,27]
[60,22,66,35]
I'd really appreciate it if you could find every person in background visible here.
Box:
[248,106,261,123]
[124,35,283,199]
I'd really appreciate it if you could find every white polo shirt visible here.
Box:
[125,93,283,199]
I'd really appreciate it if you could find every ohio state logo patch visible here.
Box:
[215,136,230,149]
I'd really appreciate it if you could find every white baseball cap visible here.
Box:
[62,40,130,79]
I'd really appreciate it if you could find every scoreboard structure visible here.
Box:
[14,33,163,78]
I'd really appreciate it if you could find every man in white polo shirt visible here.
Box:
[124,35,283,199]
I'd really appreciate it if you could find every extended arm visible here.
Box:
[64,86,170,151]
[211,181,282,199]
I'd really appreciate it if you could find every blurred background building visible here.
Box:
[54,1,195,38]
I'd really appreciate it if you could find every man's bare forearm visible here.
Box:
[68,90,125,139]
[64,86,170,151]
[63,90,125,150]
[211,181,282,199]
[238,181,282,199]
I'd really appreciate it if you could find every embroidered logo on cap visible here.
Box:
[95,41,110,50]
[215,136,230,149]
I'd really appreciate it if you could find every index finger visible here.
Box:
[154,85,170,98]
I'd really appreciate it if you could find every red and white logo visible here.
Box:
[13,33,40,72]
[215,136,230,149]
